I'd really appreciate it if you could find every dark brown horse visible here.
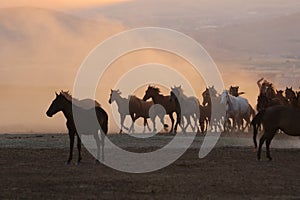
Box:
[202,87,225,132]
[257,82,286,112]
[143,86,180,133]
[46,91,108,164]
[252,105,300,160]
[128,95,167,133]
[109,90,151,133]
[285,87,298,107]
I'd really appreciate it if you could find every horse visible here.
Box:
[109,89,151,133]
[170,86,200,133]
[251,105,300,160]
[199,104,210,133]
[143,86,179,133]
[46,91,108,164]
[229,86,255,125]
[128,95,167,133]
[260,80,276,99]
[109,89,130,133]
[221,90,251,132]
[256,81,285,111]
[202,87,225,132]
[285,87,298,107]
[229,86,245,97]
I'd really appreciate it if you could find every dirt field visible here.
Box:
[0,134,299,199]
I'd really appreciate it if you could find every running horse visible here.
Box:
[252,105,300,160]
[127,95,167,133]
[46,91,108,164]
[202,86,225,132]
[143,86,179,133]
[170,86,201,133]
[221,90,251,132]
[109,89,151,133]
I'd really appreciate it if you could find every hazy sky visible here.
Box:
[0,0,130,9]
[0,0,299,133]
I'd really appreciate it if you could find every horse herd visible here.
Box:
[46,79,300,163]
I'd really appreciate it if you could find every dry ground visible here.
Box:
[0,134,299,199]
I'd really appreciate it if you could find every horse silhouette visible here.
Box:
[252,105,300,160]
[143,86,179,133]
[46,91,108,164]
[202,87,225,132]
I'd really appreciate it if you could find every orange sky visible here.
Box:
[0,0,130,9]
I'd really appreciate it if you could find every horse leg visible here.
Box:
[146,118,152,132]
[266,132,275,161]
[67,132,75,164]
[185,115,193,132]
[77,134,82,164]
[129,114,136,133]
[151,116,158,133]
[257,134,266,161]
[169,114,175,133]
[142,118,147,133]
[120,114,126,134]
[100,131,105,162]
[159,115,166,132]
[93,133,101,163]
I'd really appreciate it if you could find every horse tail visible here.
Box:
[251,109,265,148]
[97,107,108,135]
[102,112,108,135]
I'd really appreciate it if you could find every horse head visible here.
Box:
[109,89,121,104]
[285,87,296,101]
[229,86,239,97]
[220,90,229,105]
[143,85,160,101]
[170,86,181,102]
[46,92,67,117]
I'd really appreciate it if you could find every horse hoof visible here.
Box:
[256,157,261,161]
[267,157,272,161]
[66,161,71,165]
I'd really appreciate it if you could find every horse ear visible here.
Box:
[55,92,58,97]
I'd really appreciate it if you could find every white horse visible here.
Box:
[220,90,251,132]
[170,86,200,133]
[109,89,133,133]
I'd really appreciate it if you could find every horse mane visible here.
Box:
[148,86,161,94]
[60,91,101,109]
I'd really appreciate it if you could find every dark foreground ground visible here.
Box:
[0,134,299,199]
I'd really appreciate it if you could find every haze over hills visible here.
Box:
[74,0,300,60]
